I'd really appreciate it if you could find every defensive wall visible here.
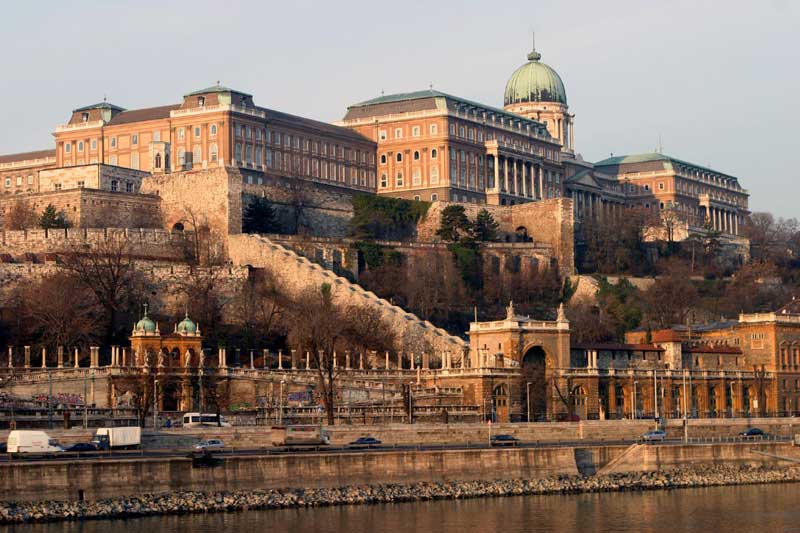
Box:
[0,188,161,229]
[1,440,798,502]
[228,233,467,355]
[416,198,574,277]
[266,233,556,282]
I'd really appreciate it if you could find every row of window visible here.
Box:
[234,123,373,164]
[377,120,559,162]
[380,149,438,164]
[3,175,35,188]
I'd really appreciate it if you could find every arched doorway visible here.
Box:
[522,346,548,422]
[492,384,509,423]
[572,386,588,420]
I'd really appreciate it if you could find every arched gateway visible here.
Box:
[466,302,571,422]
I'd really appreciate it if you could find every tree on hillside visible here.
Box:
[235,268,287,349]
[472,209,499,242]
[642,260,699,328]
[578,207,652,275]
[349,195,429,241]
[3,199,38,230]
[436,205,472,242]
[61,234,135,346]
[242,197,279,234]
[286,283,395,424]
[39,204,71,229]
[18,272,101,351]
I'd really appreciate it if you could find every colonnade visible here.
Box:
[570,189,624,219]
[705,205,741,236]
[488,154,552,201]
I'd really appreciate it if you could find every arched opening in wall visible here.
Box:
[522,346,548,421]
[572,386,588,420]
[172,222,184,232]
[708,386,719,418]
[161,380,180,412]
[492,383,509,423]
[515,226,529,242]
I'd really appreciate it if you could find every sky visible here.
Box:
[1,0,797,216]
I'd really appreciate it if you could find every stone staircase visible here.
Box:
[595,443,642,476]
[228,234,467,356]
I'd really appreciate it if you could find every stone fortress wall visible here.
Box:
[228,233,468,355]
[416,198,574,277]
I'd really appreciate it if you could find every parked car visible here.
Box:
[490,434,520,447]
[194,439,225,451]
[347,437,382,448]
[0,442,7,453]
[65,442,99,452]
[739,427,766,437]
[641,430,667,442]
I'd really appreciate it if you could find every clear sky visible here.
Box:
[1,0,797,216]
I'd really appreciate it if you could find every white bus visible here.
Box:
[182,412,231,428]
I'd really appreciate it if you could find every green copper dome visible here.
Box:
[135,315,156,333]
[177,313,197,334]
[504,48,567,106]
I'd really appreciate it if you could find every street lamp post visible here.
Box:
[48,369,53,430]
[83,370,88,429]
[633,381,639,420]
[153,377,158,429]
[729,381,735,418]
[526,382,532,423]
[279,380,285,426]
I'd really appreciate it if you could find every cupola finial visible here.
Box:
[527,31,541,61]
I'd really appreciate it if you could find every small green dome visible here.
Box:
[504,48,567,106]
[177,313,197,334]
[136,315,156,333]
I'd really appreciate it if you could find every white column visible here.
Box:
[493,156,499,191]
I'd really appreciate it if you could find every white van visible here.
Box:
[7,430,64,453]
[182,412,231,428]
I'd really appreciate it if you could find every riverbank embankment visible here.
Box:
[3,464,800,524]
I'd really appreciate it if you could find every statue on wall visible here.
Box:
[158,350,166,368]
[184,350,192,368]
[506,300,516,320]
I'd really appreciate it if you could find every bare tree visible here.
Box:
[236,268,287,348]
[178,206,226,267]
[3,199,38,230]
[19,272,101,351]
[60,234,135,345]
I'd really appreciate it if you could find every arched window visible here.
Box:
[396,153,402,163]
[380,154,387,164]
[413,151,420,161]
[431,149,437,159]
[210,124,217,136]
[431,193,438,201]
[154,153,162,169]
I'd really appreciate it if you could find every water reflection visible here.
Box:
[8,483,800,533]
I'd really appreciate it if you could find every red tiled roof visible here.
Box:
[0,149,56,165]
[106,104,181,125]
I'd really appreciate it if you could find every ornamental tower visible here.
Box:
[504,40,574,152]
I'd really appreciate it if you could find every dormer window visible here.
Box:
[198,96,205,107]
[82,112,89,122]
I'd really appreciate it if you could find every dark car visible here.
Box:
[739,428,766,437]
[490,434,520,447]
[347,437,382,448]
[65,442,99,452]
[0,442,6,453]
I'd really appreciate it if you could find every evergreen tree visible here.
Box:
[435,205,472,242]
[39,204,70,229]
[242,197,279,234]
[472,208,499,242]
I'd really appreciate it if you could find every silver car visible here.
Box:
[641,430,666,442]
[194,438,224,451]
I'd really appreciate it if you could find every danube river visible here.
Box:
[8,483,800,532]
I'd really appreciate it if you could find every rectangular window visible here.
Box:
[132,134,138,145]
[394,128,403,139]
[78,141,84,152]
[430,166,439,184]
[396,172,404,187]
[64,143,71,153]
[194,127,201,138]
[379,130,387,141]
[27,175,33,185]
[178,128,185,140]
[153,131,161,142]
[109,155,118,165]
[430,124,438,135]
[380,173,388,188]
[412,126,420,137]
[91,139,97,150]
[131,152,139,169]
[412,168,421,185]
[126,182,133,193]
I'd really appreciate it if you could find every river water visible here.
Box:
[6,483,800,532]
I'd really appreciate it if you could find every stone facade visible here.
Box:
[417,198,574,277]
[0,149,56,195]
[0,188,161,230]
